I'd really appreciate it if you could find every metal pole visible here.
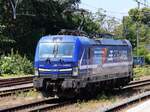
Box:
[122,16,127,38]
[136,1,140,56]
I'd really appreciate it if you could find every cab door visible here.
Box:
[87,47,93,75]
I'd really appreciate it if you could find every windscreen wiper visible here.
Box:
[59,58,64,64]
[53,45,56,55]
[53,44,58,58]
[46,57,51,64]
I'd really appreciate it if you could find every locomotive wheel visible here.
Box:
[41,89,54,97]
[79,84,98,99]
[57,89,77,99]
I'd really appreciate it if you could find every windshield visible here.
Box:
[39,43,74,59]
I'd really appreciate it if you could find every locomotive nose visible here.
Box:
[37,59,76,78]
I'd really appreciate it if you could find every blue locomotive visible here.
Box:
[33,33,133,97]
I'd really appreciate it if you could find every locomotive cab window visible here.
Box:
[39,43,55,58]
[39,43,74,59]
[57,43,75,58]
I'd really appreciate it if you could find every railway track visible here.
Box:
[101,79,150,112]
[124,78,150,89]
[0,97,74,112]
[129,78,150,85]
[0,84,33,97]
[103,91,150,112]
[0,76,147,89]
[0,76,33,97]
[0,76,33,88]
[0,78,150,97]
[0,77,150,111]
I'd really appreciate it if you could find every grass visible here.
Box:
[96,92,117,103]
[15,89,39,98]
[75,92,117,109]
[133,65,150,80]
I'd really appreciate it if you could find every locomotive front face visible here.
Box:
[34,42,79,78]
[33,36,84,97]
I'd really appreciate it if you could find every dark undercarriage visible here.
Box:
[34,75,131,98]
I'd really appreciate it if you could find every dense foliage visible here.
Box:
[0,0,150,75]
[0,0,119,58]
[134,65,150,80]
[0,50,33,75]
[114,8,150,63]
[0,0,82,57]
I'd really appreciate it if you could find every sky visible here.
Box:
[79,0,139,20]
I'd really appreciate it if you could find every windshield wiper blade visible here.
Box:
[53,44,58,58]
[46,57,51,64]
[53,45,56,54]
[59,58,64,64]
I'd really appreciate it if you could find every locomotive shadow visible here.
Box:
[75,87,146,104]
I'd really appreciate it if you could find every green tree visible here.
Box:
[94,9,120,34]
[0,0,81,58]
[114,7,150,63]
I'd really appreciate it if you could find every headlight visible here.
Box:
[35,68,39,76]
[72,67,79,76]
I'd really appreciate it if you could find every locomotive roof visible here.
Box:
[96,39,131,46]
[39,35,95,45]
[39,35,131,46]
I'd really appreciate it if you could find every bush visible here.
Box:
[133,65,150,80]
[145,53,150,64]
[0,50,33,75]
[137,45,150,64]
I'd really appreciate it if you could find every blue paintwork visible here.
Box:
[34,35,132,77]
[34,35,95,67]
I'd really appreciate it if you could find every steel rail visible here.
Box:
[123,80,150,90]
[129,78,150,85]
[0,98,73,112]
[103,91,150,112]
[0,86,34,97]
[0,76,33,87]
[28,101,72,112]
[0,77,150,98]
[0,76,33,82]
[101,78,150,112]
[0,83,33,97]
[0,77,150,111]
